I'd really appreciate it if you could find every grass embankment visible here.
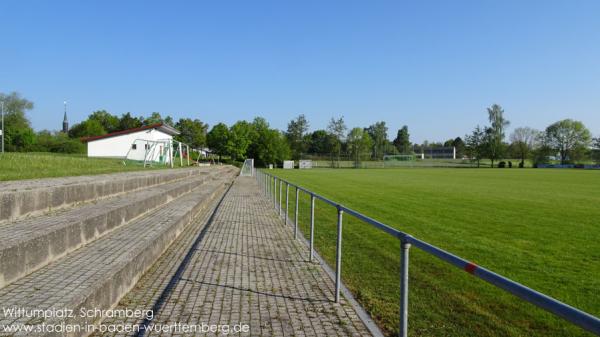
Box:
[271,168,600,337]
[0,152,179,181]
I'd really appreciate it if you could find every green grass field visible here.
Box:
[0,152,171,181]
[270,168,600,337]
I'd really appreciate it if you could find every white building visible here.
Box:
[83,123,180,163]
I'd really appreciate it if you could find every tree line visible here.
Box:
[207,115,414,167]
[1,91,599,167]
[0,92,207,154]
[465,104,599,167]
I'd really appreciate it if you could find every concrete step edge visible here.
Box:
[0,169,228,290]
[0,167,226,224]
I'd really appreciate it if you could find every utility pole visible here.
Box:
[1,101,4,153]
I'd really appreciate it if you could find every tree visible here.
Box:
[347,128,372,167]
[227,120,255,161]
[9,128,36,151]
[393,126,411,154]
[143,112,164,125]
[544,119,591,164]
[286,114,309,159]
[443,138,466,158]
[384,141,399,155]
[253,129,290,167]
[465,125,486,168]
[88,110,120,133]
[68,119,106,138]
[118,112,143,130]
[308,130,335,155]
[327,117,347,164]
[510,127,539,167]
[175,118,208,149]
[35,130,85,153]
[0,92,35,151]
[453,137,466,158]
[164,116,175,127]
[486,104,510,168]
[247,117,290,167]
[206,123,230,161]
[366,121,388,159]
[592,138,600,165]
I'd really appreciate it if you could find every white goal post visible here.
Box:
[240,158,254,176]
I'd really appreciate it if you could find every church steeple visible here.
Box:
[62,100,69,133]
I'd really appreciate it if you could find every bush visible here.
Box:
[498,161,506,168]
[519,161,525,168]
[32,131,86,154]
[508,161,513,168]
[51,139,85,153]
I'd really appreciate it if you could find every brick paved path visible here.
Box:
[100,176,372,337]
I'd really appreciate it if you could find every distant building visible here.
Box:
[62,102,69,133]
[82,123,180,163]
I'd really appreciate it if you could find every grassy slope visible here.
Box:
[271,168,600,337]
[0,152,167,181]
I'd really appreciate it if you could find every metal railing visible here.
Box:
[255,170,600,337]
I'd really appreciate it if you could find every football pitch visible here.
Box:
[270,168,600,337]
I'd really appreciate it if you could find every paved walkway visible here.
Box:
[99,176,372,337]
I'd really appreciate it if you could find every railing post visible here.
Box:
[400,239,411,337]
[294,187,299,239]
[335,207,343,303]
[270,176,272,201]
[270,175,273,201]
[309,194,315,262]
[285,183,290,225]
[279,179,283,216]
[274,177,278,209]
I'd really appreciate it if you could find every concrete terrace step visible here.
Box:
[0,167,212,223]
[0,168,228,289]
[0,172,237,337]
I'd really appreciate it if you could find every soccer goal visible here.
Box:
[124,139,171,166]
[124,138,193,168]
[383,154,416,167]
[240,158,254,176]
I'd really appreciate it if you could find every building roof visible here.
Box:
[81,123,180,142]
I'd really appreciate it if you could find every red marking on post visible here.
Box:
[464,262,478,274]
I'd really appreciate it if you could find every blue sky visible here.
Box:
[2,0,599,142]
